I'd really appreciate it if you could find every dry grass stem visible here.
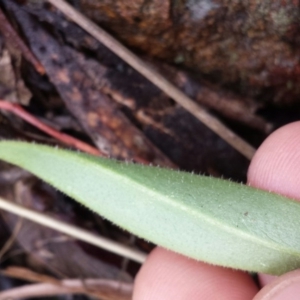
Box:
[0,217,23,260]
[0,278,132,300]
[0,196,147,263]
[0,100,102,156]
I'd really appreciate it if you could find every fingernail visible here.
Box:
[270,282,300,300]
[255,270,300,300]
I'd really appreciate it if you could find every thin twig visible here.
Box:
[0,196,147,263]
[0,278,132,300]
[46,0,256,160]
[0,100,102,156]
[0,217,22,259]
[0,7,45,74]
[1,267,133,300]
[2,266,61,285]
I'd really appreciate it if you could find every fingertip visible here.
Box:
[133,247,258,300]
[254,270,300,300]
[248,121,300,200]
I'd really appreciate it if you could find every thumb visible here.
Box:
[248,121,300,300]
[253,270,300,300]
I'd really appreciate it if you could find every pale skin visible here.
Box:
[133,121,300,300]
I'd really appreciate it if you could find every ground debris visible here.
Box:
[80,0,300,104]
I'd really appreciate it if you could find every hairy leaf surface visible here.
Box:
[0,141,299,275]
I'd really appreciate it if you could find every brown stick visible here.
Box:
[0,100,102,156]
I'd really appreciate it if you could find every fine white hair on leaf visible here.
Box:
[1,141,300,275]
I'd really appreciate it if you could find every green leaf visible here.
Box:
[0,141,299,275]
